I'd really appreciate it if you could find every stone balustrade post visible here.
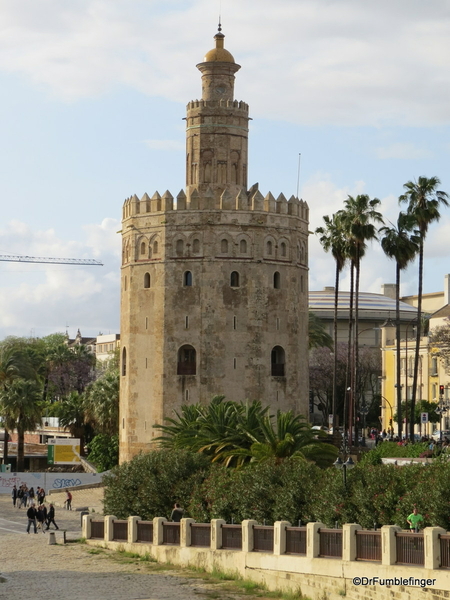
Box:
[424,527,446,569]
[307,522,325,559]
[181,518,195,547]
[381,525,402,565]
[153,517,166,545]
[211,519,226,550]
[82,514,93,539]
[342,524,362,561]
[128,516,140,543]
[274,521,291,556]
[242,520,258,552]
[104,515,117,542]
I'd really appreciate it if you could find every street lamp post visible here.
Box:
[380,395,394,438]
[334,433,355,486]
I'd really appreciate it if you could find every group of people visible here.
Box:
[11,484,63,534]
[12,484,46,508]
[25,502,59,534]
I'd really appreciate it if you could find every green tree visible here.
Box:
[85,368,119,436]
[380,212,420,439]
[0,345,22,464]
[308,311,333,350]
[0,379,43,471]
[87,434,119,472]
[338,195,383,442]
[399,176,449,441]
[52,391,92,455]
[316,213,349,430]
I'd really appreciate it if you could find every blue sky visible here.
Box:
[0,0,449,339]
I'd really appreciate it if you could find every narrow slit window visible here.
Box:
[273,271,281,289]
[122,348,127,376]
[233,358,237,369]
[230,271,240,287]
[183,271,193,286]
[144,273,151,288]
[185,316,189,329]
[233,316,237,330]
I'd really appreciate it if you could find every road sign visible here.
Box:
[421,412,428,424]
[47,438,81,465]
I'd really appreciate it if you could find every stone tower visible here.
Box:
[119,29,309,463]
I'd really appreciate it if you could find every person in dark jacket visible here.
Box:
[26,504,37,534]
[46,504,59,530]
[170,503,184,522]
[11,485,17,507]
[36,505,47,533]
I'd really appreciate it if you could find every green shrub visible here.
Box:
[103,449,210,519]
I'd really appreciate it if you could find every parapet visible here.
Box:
[122,187,308,221]
[186,99,249,112]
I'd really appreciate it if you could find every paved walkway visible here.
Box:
[0,496,256,600]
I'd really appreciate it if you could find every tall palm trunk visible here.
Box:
[332,263,340,431]
[2,428,8,464]
[17,426,25,472]
[347,260,355,443]
[395,263,402,439]
[411,236,424,442]
[354,247,361,446]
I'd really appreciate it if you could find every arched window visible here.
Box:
[271,346,285,376]
[221,239,229,253]
[183,271,193,286]
[240,239,247,254]
[122,347,127,376]
[176,239,184,256]
[177,345,196,375]
[193,238,200,253]
[280,242,287,257]
[140,242,146,255]
[230,271,240,287]
[266,241,273,255]
[273,271,281,289]
[144,273,151,288]
[153,241,158,254]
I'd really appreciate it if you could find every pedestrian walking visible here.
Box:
[26,504,37,534]
[46,504,59,530]
[11,485,17,507]
[407,507,424,532]
[64,489,73,510]
[36,505,47,533]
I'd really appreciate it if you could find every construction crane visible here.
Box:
[0,254,103,266]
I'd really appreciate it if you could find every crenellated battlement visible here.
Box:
[122,188,309,221]
[186,99,249,112]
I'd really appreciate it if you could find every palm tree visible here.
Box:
[338,195,383,443]
[55,391,90,455]
[315,213,349,431]
[238,410,338,468]
[85,369,119,435]
[308,312,333,350]
[0,379,43,471]
[0,345,28,464]
[380,212,420,439]
[399,176,449,442]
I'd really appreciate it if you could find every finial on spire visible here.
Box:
[218,16,222,33]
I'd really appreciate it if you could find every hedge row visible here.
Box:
[103,449,450,530]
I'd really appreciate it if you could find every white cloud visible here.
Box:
[0,219,120,338]
[0,0,449,126]
[375,143,433,160]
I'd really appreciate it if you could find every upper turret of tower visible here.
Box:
[203,31,235,63]
[196,28,241,102]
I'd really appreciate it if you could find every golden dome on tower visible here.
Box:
[203,30,235,63]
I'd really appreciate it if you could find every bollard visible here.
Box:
[48,531,56,545]
[80,511,89,526]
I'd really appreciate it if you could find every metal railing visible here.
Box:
[112,520,128,541]
[137,521,153,543]
[162,522,180,545]
[319,529,342,558]
[91,520,105,539]
[191,523,211,547]
[221,524,242,550]
[396,532,424,565]
[355,530,382,561]
[285,527,307,555]
[440,534,450,568]
[253,525,274,553]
